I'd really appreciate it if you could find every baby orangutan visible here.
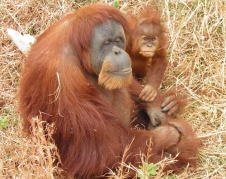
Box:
[126,5,168,102]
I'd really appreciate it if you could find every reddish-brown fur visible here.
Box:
[129,78,202,169]
[126,5,168,92]
[18,4,201,178]
[129,78,187,128]
[147,92,202,171]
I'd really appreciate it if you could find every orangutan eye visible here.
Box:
[104,40,111,45]
[151,37,157,41]
[115,37,122,42]
[143,37,148,41]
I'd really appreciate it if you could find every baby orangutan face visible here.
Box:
[134,21,161,58]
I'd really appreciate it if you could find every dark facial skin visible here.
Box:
[90,20,132,90]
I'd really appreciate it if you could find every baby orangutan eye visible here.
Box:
[151,37,157,41]
[143,36,148,41]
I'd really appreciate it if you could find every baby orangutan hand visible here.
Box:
[139,85,157,102]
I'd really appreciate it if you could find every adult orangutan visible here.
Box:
[126,5,168,103]
[18,4,201,178]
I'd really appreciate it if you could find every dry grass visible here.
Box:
[0,0,226,178]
